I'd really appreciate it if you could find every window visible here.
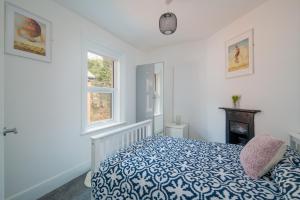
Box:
[82,44,121,133]
[87,52,114,124]
[154,73,161,115]
[154,64,163,116]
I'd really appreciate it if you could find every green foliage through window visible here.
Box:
[87,52,114,124]
[88,53,113,88]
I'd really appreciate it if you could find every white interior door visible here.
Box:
[0,57,4,199]
[0,0,5,198]
[136,64,155,122]
[0,68,4,200]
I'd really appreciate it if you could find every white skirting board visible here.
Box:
[6,161,90,200]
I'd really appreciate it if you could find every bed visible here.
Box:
[90,120,300,200]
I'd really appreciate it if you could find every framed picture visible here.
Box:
[225,29,253,78]
[5,3,52,62]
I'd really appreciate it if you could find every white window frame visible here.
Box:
[81,41,121,134]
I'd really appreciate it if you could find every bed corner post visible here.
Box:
[91,140,96,173]
[147,120,153,137]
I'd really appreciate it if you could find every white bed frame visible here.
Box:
[91,125,300,172]
[290,132,300,153]
[91,119,153,172]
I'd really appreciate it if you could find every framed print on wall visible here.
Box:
[225,29,253,78]
[5,3,52,62]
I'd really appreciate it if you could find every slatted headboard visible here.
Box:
[90,120,152,172]
[290,132,300,153]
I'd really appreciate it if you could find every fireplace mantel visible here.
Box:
[219,107,261,113]
[219,107,261,145]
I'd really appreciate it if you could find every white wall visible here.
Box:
[142,41,207,139]
[204,0,300,143]
[144,0,300,142]
[4,0,143,199]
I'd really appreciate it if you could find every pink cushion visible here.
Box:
[240,135,286,179]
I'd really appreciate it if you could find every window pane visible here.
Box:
[87,92,112,124]
[87,52,114,88]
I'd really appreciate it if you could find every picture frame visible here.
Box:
[5,3,52,62]
[225,29,253,78]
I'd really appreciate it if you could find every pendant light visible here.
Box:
[159,0,177,35]
[159,12,177,35]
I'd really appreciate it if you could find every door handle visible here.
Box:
[3,127,18,136]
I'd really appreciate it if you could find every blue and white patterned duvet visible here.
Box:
[92,136,300,200]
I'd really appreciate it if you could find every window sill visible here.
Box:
[81,121,127,136]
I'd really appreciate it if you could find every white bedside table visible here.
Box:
[165,123,188,138]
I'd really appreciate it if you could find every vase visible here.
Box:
[233,101,240,108]
[233,102,237,108]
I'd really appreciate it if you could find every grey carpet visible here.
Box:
[38,173,91,200]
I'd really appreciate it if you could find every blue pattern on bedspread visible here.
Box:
[92,136,300,200]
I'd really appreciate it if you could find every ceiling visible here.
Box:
[54,0,266,51]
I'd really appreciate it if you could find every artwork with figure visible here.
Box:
[228,38,249,72]
[14,12,46,56]
[225,29,253,78]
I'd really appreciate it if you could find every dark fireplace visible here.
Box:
[219,107,261,145]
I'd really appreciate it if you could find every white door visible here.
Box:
[0,64,4,200]
[136,64,155,122]
[0,56,4,199]
[0,0,5,198]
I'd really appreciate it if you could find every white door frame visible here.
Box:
[0,0,5,198]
